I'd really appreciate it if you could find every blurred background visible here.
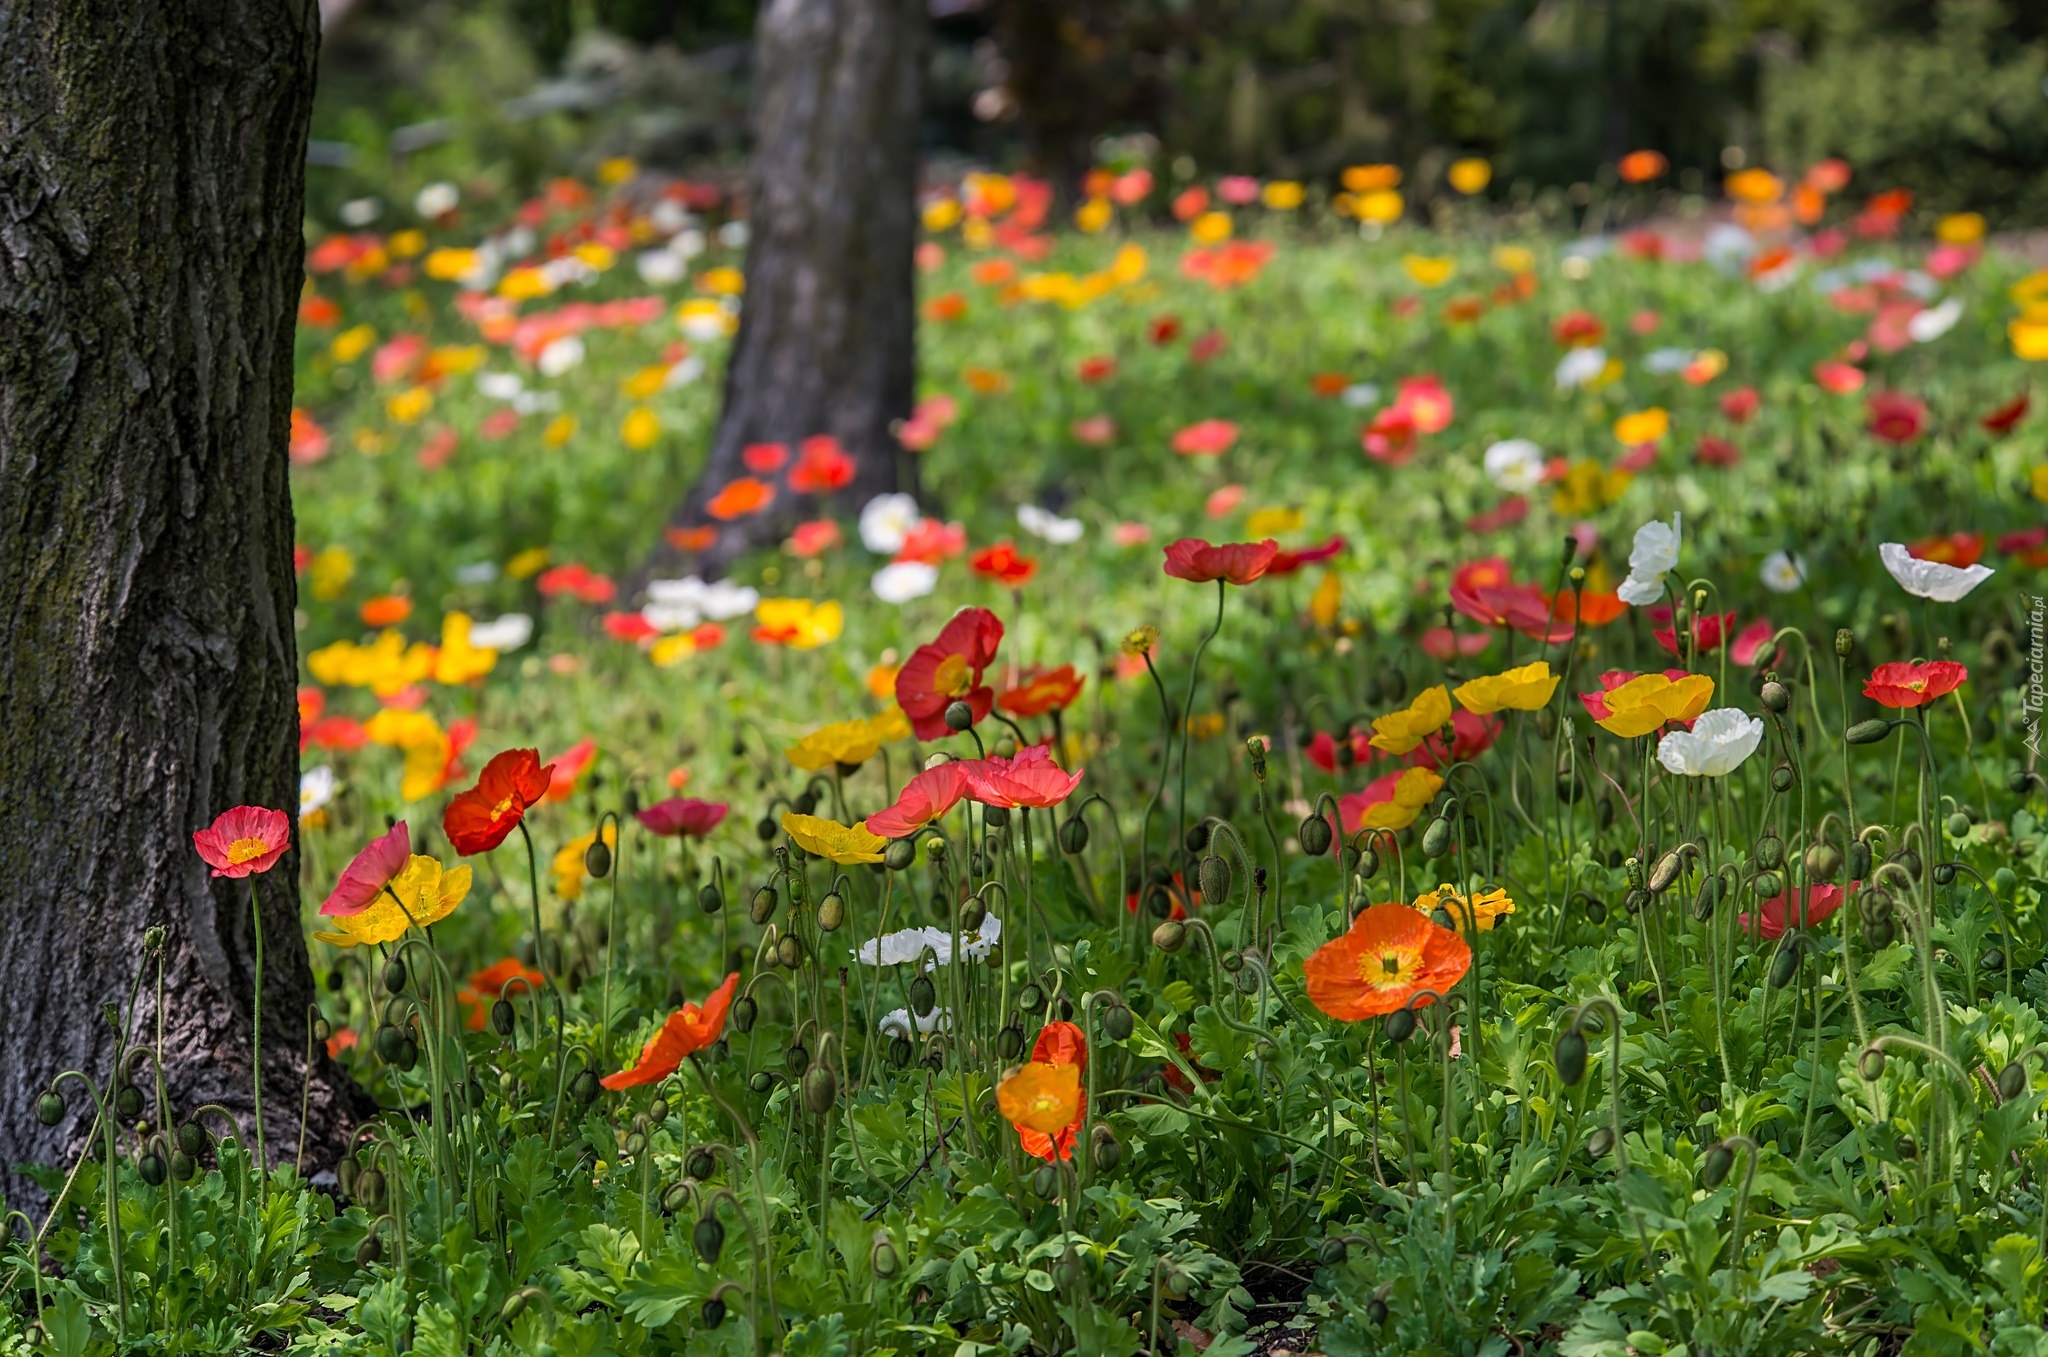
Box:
[309,0,2048,228]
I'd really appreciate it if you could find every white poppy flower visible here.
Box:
[1616,514,1682,606]
[918,914,1002,968]
[872,561,939,604]
[1908,299,1963,343]
[1018,504,1084,543]
[1339,382,1381,409]
[878,1006,951,1039]
[1643,347,1693,374]
[467,613,533,651]
[339,197,382,227]
[854,926,940,968]
[1879,541,1993,602]
[1759,550,1808,594]
[673,228,707,260]
[536,335,585,377]
[717,221,750,249]
[299,766,337,818]
[664,356,706,389]
[635,249,686,287]
[1656,708,1764,777]
[859,493,922,554]
[1482,438,1545,493]
[641,601,701,633]
[454,561,500,585]
[476,371,525,401]
[413,182,459,218]
[1554,346,1607,390]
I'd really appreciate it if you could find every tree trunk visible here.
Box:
[661,0,924,573]
[0,0,361,1204]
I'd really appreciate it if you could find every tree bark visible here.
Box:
[661,0,924,573]
[0,0,361,1204]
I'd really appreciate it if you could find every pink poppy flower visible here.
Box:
[193,805,292,879]
[634,798,730,838]
[321,821,411,916]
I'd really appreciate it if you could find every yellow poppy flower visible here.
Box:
[621,407,661,450]
[1370,686,1453,756]
[1354,190,1404,224]
[1453,662,1560,715]
[2012,317,2048,362]
[1074,198,1112,233]
[1414,884,1515,933]
[1190,211,1233,245]
[423,248,478,281]
[697,266,745,296]
[1245,507,1304,537]
[2032,465,2048,504]
[1402,255,1456,288]
[787,716,888,772]
[309,545,355,601]
[781,813,885,865]
[922,197,961,232]
[1446,158,1492,194]
[1262,181,1305,211]
[1613,407,1670,445]
[1935,212,1985,245]
[1491,245,1535,273]
[1342,164,1402,193]
[1310,569,1342,629]
[313,855,472,947]
[1354,767,1445,832]
[1108,242,1148,285]
[433,612,498,686]
[1596,673,1715,739]
[754,598,843,649]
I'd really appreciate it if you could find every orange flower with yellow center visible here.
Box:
[997,1061,1083,1135]
[1303,903,1472,1021]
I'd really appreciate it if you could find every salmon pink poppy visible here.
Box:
[547,738,597,800]
[789,435,857,494]
[443,748,555,855]
[1163,538,1279,585]
[1467,498,1529,534]
[1072,414,1117,445]
[634,797,729,837]
[1450,579,1572,644]
[1361,404,1416,464]
[1172,420,1239,456]
[894,518,967,565]
[1731,618,1780,668]
[1863,660,1967,709]
[1813,361,1865,394]
[863,762,972,838]
[193,805,292,879]
[997,664,1085,718]
[600,972,741,1089]
[1421,627,1493,660]
[788,519,842,557]
[1741,884,1852,941]
[1011,1020,1087,1162]
[1867,391,1927,444]
[896,607,1005,739]
[960,746,1084,809]
[1267,536,1346,577]
[970,540,1039,588]
[321,821,411,916]
[1303,903,1471,1021]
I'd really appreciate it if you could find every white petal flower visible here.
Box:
[854,926,938,968]
[1482,438,1545,493]
[467,613,533,651]
[1879,541,1993,602]
[635,249,686,287]
[1616,514,1682,606]
[1017,504,1084,543]
[339,197,382,227]
[413,181,459,218]
[1339,382,1381,409]
[299,765,336,818]
[454,561,501,585]
[878,1006,951,1039]
[536,335,585,378]
[1759,551,1807,594]
[641,601,701,633]
[872,561,939,604]
[1908,298,1963,343]
[476,371,525,401]
[1656,708,1764,778]
[717,221,750,249]
[859,493,922,554]
[1643,347,1693,374]
[1554,346,1607,390]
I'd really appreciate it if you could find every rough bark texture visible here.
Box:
[0,0,361,1204]
[660,0,924,573]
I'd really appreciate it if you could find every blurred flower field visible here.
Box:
[24,151,2048,1354]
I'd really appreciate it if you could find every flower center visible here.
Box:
[226,836,272,865]
[490,793,520,821]
[1361,944,1419,990]
[933,653,973,697]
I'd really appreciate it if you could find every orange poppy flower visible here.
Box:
[997,664,1085,718]
[443,748,555,855]
[924,292,967,322]
[600,972,741,1089]
[1618,150,1667,183]
[970,540,1039,588]
[707,477,775,521]
[470,957,546,994]
[666,525,718,553]
[360,595,413,628]
[1303,903,1471,1021]
[1549,589,1628,629]
[1009,1020,1087,1161]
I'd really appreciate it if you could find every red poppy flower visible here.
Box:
[1407,709,1502,771]
[1077,355,1117,383]
[742,442,789,473]
[1148,315,1181,345]
[863,762,972,838]
[470,957,546,995]
[1695,435,1740,467]
[547,738,597,801]
[1014,1020,1087,1162]
[321,821,411,917]
[787,519,842,557]
[2000,528,2048,568]
[1731,618,1780,668]
[1454,557,1512,592]
[1163,538,1279,585]
[1361,404,1416,465]
[896,607,1005,739]
[1740,883,1853,940]
[1863,660,1967,709]
[789,435,857,494]
[960,746,1084,809]
[997,664,1085,718]
[1467,498,1529,534]
[666,525,718,553]
[634,797,729,837]
[1652,608,1738,657]
[707,477,776,520]
[193,805,292,879]
[304,715,369,752]
[1813,361,1866,394]
[1867,391,1927,443]
[600,972,740,1089]
[894,518,967,564]
[1548,590,1628,630]
[1553,311,1606,347]
[1171,419,1239,457]
[603,611,659,643]
[1189,330,1227,363]
[1450,580,1572,644]
[1421,627,1493,661]
[1720,386,1760,423]
[1908,532,1984,568]
[1305,728,1372,773]
[1266,536,1346,576]
[537,562,617,604]
[1618,150,1667,183]
[1983,393,2030,435]
[443,748,555,855]
[970,540,1039,588]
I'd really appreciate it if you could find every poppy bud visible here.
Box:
[1997,865,2019,892]
[691,1210,726,1263]
[1355,844,1380,880]
[1145,886,1173,919]
[1032,1164,1059,1199]
[996,1023,1025,1060]
[1771,764,1794,793]
[33,1090,62,1128]
[585,838,611,879]
[1984,946,2007,972]
[115,1084,144,1120]
[1769,946,1801,990]
[1019,983,1045,1013]
[749,886,777,925]
[357,1167,387,1210]
[1760,679,1790,713]
[2010,768,2034,795]
[1755,835,1784,871]
[1804,844,1843,880]
[885,838,917,871]
[1102,1002,1134,1043]
[1845,839,1871,877]
[382,959,407,994]
[1420,816,1453,859]
[871,1228,901,1278]
[731,995,757,1033]
[1583,897,1607,925]
[571,1068,600,1104]
[356,1233,383,1267]
[1933,861,1956,886]
[1554,1029,1588,1085]
[793,790,818,816]
[1367,1297,1389,1326]
[755,815,777,842]
[701,1297,728,1329]
[1648,851,1683,894]
[1384,1007,1417,1044]
[1751,870,1784,900]
[958,898,987,934]
[909,974,937,1018]
[170,1151,196,1182]
[813,892,844,933]
[748,1071,776,1094]
[1896,1134,1917,1161]
[1317,1237,1349,1266]
[1197,854,1232,907]
[623,1131,646,1157]
[138,1151,166,1186]
[394,1036,419,1071]
[1058,815,1089,853]
[1834,628,1854,658]
[983,806,1010,830]
[1858,1047,1886,1081]
[1090,1124,1122,1173]
[783,1043,810,1078]
[1298,814,1333,857]
[1691,877,1718,923]
[1845,719,1892,745]
[1247,736,1268,779]
[1890,848,1922,880]
[1152,920,1188,954]
[1702,1142,1734,1188]
[802,1063,837,1115]
[944,700,974,732]
[1586,1126,1615,1159]
[888,1035,913,1067]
